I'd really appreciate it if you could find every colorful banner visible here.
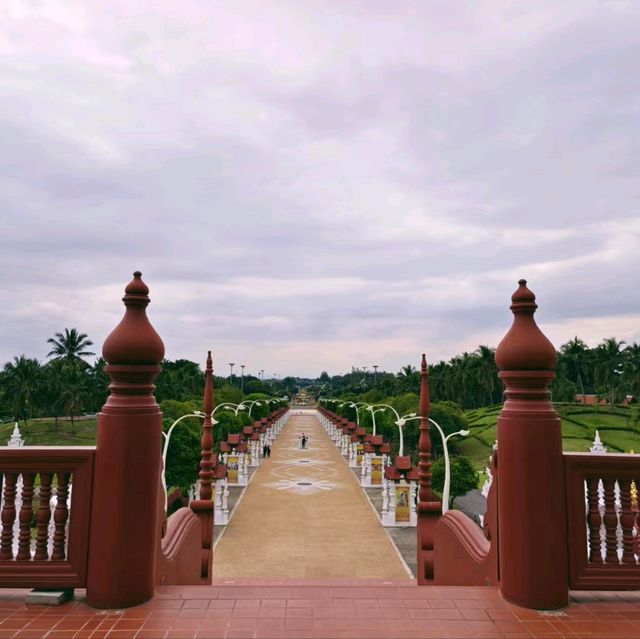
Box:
[227,455,239,484]
[371,456,383,485]
[395,485,410,523]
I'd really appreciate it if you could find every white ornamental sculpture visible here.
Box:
[9,423,24,447]
[590,430,607,454]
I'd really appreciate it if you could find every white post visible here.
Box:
[222,481,229,523]
[409,481,418,526]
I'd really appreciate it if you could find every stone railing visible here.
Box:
[433,449,499,586]
[0,447,94,588]
[565,452,639,590]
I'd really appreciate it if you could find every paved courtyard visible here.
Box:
[1,582,640,638]
[212,412,410,579]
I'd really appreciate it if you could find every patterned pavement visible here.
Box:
[212,411,410,579]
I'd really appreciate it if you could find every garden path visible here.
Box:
[212,411,410,579]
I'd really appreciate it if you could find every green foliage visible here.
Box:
[431,455,479,504]
[160,399,200,421]
[163,415,201,491]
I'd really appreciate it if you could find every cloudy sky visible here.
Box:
[1,1,639,377]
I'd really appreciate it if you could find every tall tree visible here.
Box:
[560,337,590,403]
[46,328,95,364]
[2,356,41,429]
[595,338,626,406]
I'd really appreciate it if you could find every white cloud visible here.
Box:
[0,1,639,376]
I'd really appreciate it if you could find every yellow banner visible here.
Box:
[227,455,239,484]
[395,485,410,523]
[371,456,383,485]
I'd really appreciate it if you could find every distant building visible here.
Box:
[574,394,635,406]
[292,388,316,406]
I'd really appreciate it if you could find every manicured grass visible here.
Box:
[459,403,639,470]
[0,418,98,446]
[560,421,591,438]
[559,438,593,453]
[453,435,493,469]
[598,429,640,453]
[573,413,637,431]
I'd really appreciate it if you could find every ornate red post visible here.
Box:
[495,280,568,609]
[190,351,215,582]
[417,354,441,584]
[86,272,165,609]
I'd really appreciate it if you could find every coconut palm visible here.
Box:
[623,342,640,401]
[595,338,626,407]
[2,356,41,429]
[46,328,94,365]
[560,337,590,403]
[475,345,498,405]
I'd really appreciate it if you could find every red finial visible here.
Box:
[199,351,215,502]
[102,272,165,365]
[203,351,213,416]
[495,279,556,371]
[419,354,430,417]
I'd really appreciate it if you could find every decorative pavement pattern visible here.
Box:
[1,582,640,638]
[212,412,409,579]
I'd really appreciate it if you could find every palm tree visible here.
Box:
[623,343,640,401]
[41,360,65,430]
[3,356,41,429]
[47,328,94,365]
[560,337,590,403]
[595,338,626,407]
[475,345,498,405]
[57,364,89,434]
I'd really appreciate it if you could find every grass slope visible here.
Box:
[456,404,640,469]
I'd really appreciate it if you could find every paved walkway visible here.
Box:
[212,412,410,579]
[2,583,639,638]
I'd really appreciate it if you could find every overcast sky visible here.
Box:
[1,1,639,377]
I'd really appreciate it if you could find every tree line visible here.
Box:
[0,328,283,431]
[314,337,639,409]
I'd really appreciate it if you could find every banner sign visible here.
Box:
[395,485,410,523]
[227,455,239,484]
[371,456,383,485]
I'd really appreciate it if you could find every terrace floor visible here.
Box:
[2,581,640,638]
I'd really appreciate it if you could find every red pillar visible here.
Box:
[495,280,568,609]
[417,354,442,584]
[190,351,215,583]
[86,272,165,609]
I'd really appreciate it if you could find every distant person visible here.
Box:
[262,443,268,458]
[301,433,308,449]
[265,444,271,458]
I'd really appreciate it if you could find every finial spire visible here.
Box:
[102,271,165,365]
[495,279,556,371]
[199,351,215,501]
[419,354,430,417]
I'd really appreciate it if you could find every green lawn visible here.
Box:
[456,403,638,471]
[0,418,98,446]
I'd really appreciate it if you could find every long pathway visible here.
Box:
[212,411,410,579]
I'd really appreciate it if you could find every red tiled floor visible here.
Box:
[1,582,640,638]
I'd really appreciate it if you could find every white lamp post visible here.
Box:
[365,405,387,436]
[237,400,262,417]
[369,404,417,456]
[428,418,470,513]
[161,411,205,509]
[338,401,369,426]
